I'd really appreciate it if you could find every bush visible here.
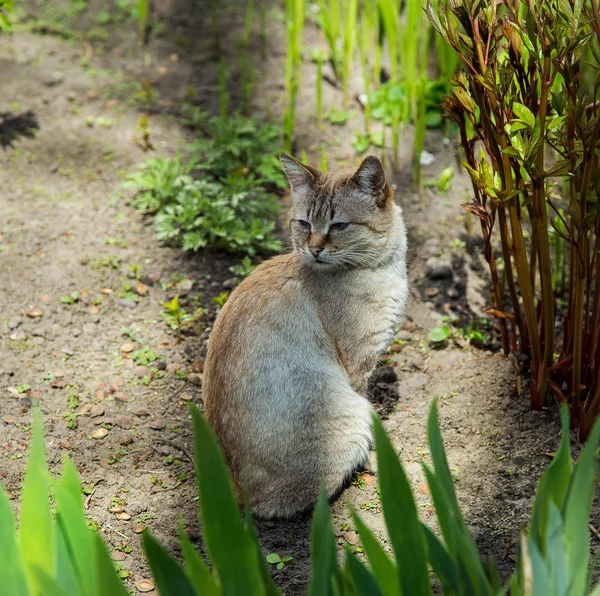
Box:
[125,111,285,258]
[2,402,600,594]
[426,0,600,439]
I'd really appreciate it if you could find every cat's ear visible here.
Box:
[280,153,318,189]
[353,156,388,206]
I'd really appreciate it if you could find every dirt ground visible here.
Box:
[1,1,597,594]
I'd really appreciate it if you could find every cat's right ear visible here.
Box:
[280,153,318,190]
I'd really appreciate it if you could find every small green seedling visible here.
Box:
[266,553,293,570]
[428,325,451,343]
[162,295,196,343]
[61,291,79,305]
[229,256,255,278]
[212,292,230,307]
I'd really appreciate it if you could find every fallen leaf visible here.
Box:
[89,305,100,314]
[343,531,360,546]
[359,472,375,486]
[112,551,126,561]
[25,309,43,318]
[100,288,113,295]
[132,523,146,534]
[117,512,131,521]
[110,506,125,513]
[90,404,105,418]
[121,342,135,353]
[51,379,68,389]
[135,283,149,295]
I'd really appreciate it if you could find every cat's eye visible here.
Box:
[297,219,311,230]
[330,222,350,231]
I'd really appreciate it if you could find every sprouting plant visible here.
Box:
[60,291,79,305]
[229,256,256,278]
[212,292,230,307]
[265,553,293,570]
[310,48,328,129]
[428,325,451,344]
[131,346,159,366]
[162,295,196,343]
[134,114,153,152]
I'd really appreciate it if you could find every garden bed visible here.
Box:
[1,1,598,594]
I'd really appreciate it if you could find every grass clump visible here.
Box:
[125,110,285,258]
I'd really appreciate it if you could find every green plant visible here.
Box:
[131,346,159,366]
[428,325,451,344]
[0,0,12,30]
[283,0,304,151]
[310,48,328,129]
[138,0,149,44]
[229,256,256,278]
[60,291,79,305]
[427,0,600,438]
[162,295,196,343]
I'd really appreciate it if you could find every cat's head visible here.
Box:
[280,153,398,270]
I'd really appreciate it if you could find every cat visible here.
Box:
[203,153,408,519]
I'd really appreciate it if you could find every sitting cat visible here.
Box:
[203,153,408,519]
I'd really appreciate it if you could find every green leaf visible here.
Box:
[512,102,535,129]
[93,532,129,596]
[142,532,197,596]
[178,524,219,596]
[352,512,400,596]
[0,487,30,595]
[563,410,600,594]
[428,325,451,343]
[266,554,282,564]
[530,406,572,551]
[344,550,383,596]
[308,489,342,596]
[421,523,459,593]
[190,406,263,594]
[373,417,430,596]
[19,408,54,593]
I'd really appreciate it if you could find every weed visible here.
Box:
[60,291,79,305]
[266,553,293,570]
[162,295,196,343]
[229,256,255,278]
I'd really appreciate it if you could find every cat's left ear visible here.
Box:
[353,156,389,207]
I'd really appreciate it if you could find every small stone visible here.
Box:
[100,287,113,295]
[95,389,106,400]
[425,257,453,280]
[114,392,129,403]
[92,428,108,440]
[396,330,412,341]
[180,392,193,402]
[166,363,181,373]
[3,415,16,424]
[109,506,125,513]
[134,365,149,378]
[120,435,134,446]
[51,379,68,389]
[188,373,203,387]
[31,328,46,337]
[89,305,100,314]
[149,420,165,430]
[424,287,440,298]
[132,523,146,534]
[10,331,27,341]
[192,360,204,373]
[403,321,417,332]
[139,275,155,286]
[46,71,64,86]
[222,278,236,289]
[389,344,403,353]
[343,531,360,546]
[72,328,82,337]
[135,283,149,295]
[90,404,105,417]
[155,361,167,371]
[91,381,104,392]
[110,376,124,389]
[177,278,193,292]
[66,91,77,102]
[118,299,137,309]
[115,415,133,429]
[447,287,460,299]
[134,408,151,417]
[116,512,131,521]
[8,317,21,330]
[121,342,135,353]
[25,309,43,318]
[136,579,155,593]
[112,551,126,561]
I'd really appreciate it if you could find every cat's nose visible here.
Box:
[309,245,324,258]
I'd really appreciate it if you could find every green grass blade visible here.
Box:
[142,532,197,596]
[53,521,80,595]
[178,524,219,596]
[28,566,69,596]
[19,408,54,592]
[93,533,129,596]
[344,550,383,596]
[563,412,600,594]
[190,406,263,594]
[351,511,399,596]
[54,457,96,594]
[309,489,341,596]
[421,523,459,593]
[0,488,30,595]
[373,417,430,596]
[530,406,572,551]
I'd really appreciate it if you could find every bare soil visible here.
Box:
[1,2,597,594]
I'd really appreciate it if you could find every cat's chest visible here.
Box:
[319,263,408,364]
